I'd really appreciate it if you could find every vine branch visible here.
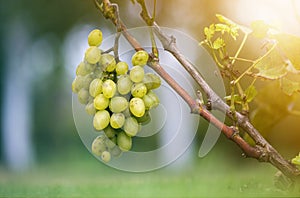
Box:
[94,0,300,180]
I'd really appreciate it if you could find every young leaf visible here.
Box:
[254,48,287,80]
[212,37,225,50]
[272,34,300,70]
[204,24,215,41]
[224,94,243,104]
[280,77,300,96]
[251,20,270,38]
[291,153,300,166]
[244,85,258,103]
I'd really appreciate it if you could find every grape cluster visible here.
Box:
[72,29,161,163]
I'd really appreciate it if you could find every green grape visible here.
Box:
[85,46,101,64]
[135,111,151,125]
[131,50,149,66]
[85,100,96,115]
[76,62,89,76]
[131,83,147,98]
[105,138,116,149]
[93,110,110,131]
[78,89,90,104]
[93,67,103,79]
[147,91,160,108]
[91,135,107,156]
[82,74,94,90]
[117,75,133,95]
[123,117,139,137]
[100,54,116,72]
[84,62,96,73]
[122,107,131,117]
[109,96,128,113]
[110,113,125,129]
[94,94,109,110]
[117,131,132,151]
[116,61,129,75]
[129,98,145,117]
[102,79,116,98]
[110,145,122,157]
[101,151,111,163]
[88,29,103,47]
[104,125,116,138]
[110,136,117,144]
[143,73,161,90]
[130,66,144,83]
[142,94,154,110]
[72,76,85,93]
[89,78,103,97]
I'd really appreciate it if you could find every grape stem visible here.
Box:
[94,0,300,180]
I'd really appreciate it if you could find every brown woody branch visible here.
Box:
[94,0,300,180]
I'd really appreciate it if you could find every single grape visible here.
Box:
[110,113,125,129]
[131,50,149,66]
[147,90,160,108]
[117,131,132,151]
[85,46,101,64]
[102,79,116,98]
[94,94,109,110]
[131,83,147,98]
[76,62,89,76]
[101,151,111,163]
[110,136,117,144]
[117,75,133,95]
[142,94,154,110]
[129,98,145,117]
[82,74,94,90]
[116,61,129,75]
[123,117,139,137]
[109,96,128,113]
[72,76,85,93]
[78,89,90,104]
[110,145,122,157]
[85,100,96,115]
[103,125,116,138]
[100,53,116,72]
[91,135,107,156]
[89,78,103,97]
[135,111,151,125]
[143,73,161,90]
[88,29,103,47]
[93,110,110,131]
[93,67,103,79]
[130,66,144,83]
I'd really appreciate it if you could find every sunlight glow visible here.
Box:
[234,0,300,35]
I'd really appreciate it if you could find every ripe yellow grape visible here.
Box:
[117,131,132,151]
[131,50,149,66]
[100,53,116,72]
[116,61,129,75]
[102,79,116,98]
[94,94,109,110]
[129,97,145,117]
[85,46,101,64]
[88,29,103,47]
[101,151,111,163]
[89,78,103,97]
[130,66,144,83]
[93,110,110,131]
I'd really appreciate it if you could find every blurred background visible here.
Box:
[0,0,300,197]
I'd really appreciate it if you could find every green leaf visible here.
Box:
[244,85,258,103]
[272,34,300,70]
[291,153,300,166]
[280,77,300,96]
[215,14,239,40]
[212,37,225,50]
[250,20,270,38]
[254,48,288,80]
[204,24,215,41]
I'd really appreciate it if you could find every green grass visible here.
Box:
[0,146,299,198]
